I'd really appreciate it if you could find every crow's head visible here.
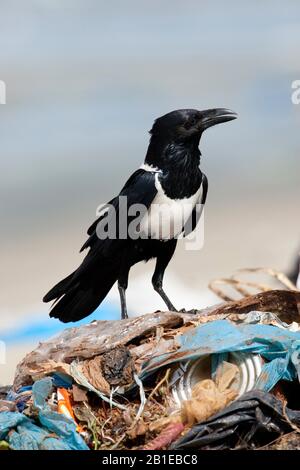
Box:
[150,108,237,141]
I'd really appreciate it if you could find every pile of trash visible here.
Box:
[1,270,300,450]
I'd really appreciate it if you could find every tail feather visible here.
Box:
[46,273,117,323]
[43,272,75,303]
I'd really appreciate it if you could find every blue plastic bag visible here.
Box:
[0,377,89,450]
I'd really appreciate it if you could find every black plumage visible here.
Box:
[44,108,237,322]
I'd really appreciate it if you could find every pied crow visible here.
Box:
[44,108,237,321]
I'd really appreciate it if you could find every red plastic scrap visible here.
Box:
[142,422,185,450]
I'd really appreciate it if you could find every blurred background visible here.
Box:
[1,0,300,384]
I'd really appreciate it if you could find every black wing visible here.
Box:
[183,172,208,237]
[80,168,158,254]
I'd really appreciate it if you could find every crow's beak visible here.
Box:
[200,108,238,130]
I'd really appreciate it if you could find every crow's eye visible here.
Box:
[184,116,197,129]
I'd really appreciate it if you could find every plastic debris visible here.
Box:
[171,353,262,405]
[57,388,83,433]
[6,386,32,412]
[142,422,185,450]
[170,390,300,450]
[180,363,239,426]
[1,287,300,450]
[0,378,89,450]
[142,319,300,392]
[147,360,239,431]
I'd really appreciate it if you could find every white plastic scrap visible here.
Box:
[132,373,146,425]
[238,311,300,331]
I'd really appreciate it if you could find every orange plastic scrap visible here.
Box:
[57,388,83,433]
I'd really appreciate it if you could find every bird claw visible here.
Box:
[179,308,198,314]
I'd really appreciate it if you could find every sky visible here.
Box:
[0,0,300,384]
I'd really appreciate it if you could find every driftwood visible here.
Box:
[13,290,300,389]
[210,289,300,324]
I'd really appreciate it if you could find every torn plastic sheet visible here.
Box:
[0,413,72,450]
[141,320,300,391]
[32,377,89,449]
[0,378,89,450]
[170,390,300,450]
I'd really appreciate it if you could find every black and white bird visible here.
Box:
[44,108,237,322]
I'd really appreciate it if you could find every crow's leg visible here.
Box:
[152,240,177,312]
[118,267,130,320]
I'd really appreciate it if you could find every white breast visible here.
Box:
[139,174,203,240]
